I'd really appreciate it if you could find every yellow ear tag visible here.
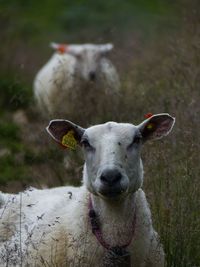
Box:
[147,123,154,130]
[61,130,77,150]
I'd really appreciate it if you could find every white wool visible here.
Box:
[0,187,164,266]
[34,53,76,115]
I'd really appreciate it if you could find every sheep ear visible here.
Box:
[46,120,85,150]
[99,43,113,53]
[138,113,175,142]
[50,42,68,54]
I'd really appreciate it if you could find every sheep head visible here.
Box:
[51,42,114,82]
[46,114,175,199]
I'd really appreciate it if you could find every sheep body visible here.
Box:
[33,44,120,121]
[34,53,76,116]
[0,187,162,267]
[0,114,175,266]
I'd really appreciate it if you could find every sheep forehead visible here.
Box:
[69,44,106,53]
[82,44,101,50]
[85,122,138,146]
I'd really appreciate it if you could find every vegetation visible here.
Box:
[0,0,199,266]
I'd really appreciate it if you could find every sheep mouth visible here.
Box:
[98,186,125,199]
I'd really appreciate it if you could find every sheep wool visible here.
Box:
[0,113,175,267]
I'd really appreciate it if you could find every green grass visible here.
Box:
[0,75,32,111]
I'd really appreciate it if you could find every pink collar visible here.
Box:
[88,194,137,250]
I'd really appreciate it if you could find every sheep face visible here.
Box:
[75,49,101,82]
[82,122,143,198]
[47,114,175,200]
[66,44,113,82]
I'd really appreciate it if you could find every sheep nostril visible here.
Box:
[100,174,109,184]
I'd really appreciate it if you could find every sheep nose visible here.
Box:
[89,71,96,81]
[100,169,122,187]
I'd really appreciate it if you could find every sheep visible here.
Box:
[0,113,175,267]
[33,43,120,122]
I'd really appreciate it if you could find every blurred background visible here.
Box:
[0,0,200,266]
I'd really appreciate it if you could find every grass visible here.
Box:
[0,76,32,111]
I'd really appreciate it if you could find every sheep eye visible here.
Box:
[128,135,142,149]
[133,136,141,144]
[81,139,93,150]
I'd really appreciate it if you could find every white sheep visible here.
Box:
[0,113,175,266]
[33,43,120,120]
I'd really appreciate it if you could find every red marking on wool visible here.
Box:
[144,113,153,119]
[57,44,68,54]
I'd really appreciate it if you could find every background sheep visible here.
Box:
[33,43,120,124]
[0,113,175,267]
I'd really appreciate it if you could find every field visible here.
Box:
[0,1,200,266]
